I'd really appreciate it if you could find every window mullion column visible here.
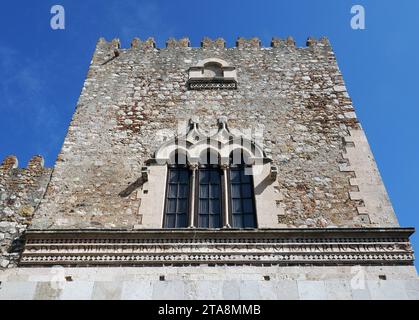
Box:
[221,163,231,228]
[188,163,198,227]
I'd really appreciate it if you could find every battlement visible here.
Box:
[0,154,52,269]
[95,36,332,50]
[0,154,47,173]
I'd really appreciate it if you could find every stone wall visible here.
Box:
[1,266,418,300]
[0,156,52,269]
[30,36,397,230]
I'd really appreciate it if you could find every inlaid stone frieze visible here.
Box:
[20,228,415,267]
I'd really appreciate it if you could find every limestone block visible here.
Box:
[60,281,94,300]
[351,288,371,300]
[152,280,185,300]
[121,280,153,300]
[222,280,240,300]
[34,282,63,300]
[276,281,299,300]
[239,280,262,300]
[92,281,123,300]
[189,281,223,300]
[0,281,37,300]
[367,280,409,300]
[404,280,419,300]
[324,280,352,300]
[297,281,328,300]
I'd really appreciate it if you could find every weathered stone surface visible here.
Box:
[121,280,153,300]
[0,155,52,269]
[1,36,415,299]
[297,280,328,300]
[1,266,417,300]
[92,281,123,300]
[26,37,395,231]
[19,228,415,267]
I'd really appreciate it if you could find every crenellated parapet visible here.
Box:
[201,37,226,49]
[1,155,48,175]
[236,37,261,49]
[0,155,18,173]
[131,37,156,49]
[166,37,191,48]
[306,36,332,48]
[91,36,333,54]
[96,37,120,50]
[271,36,296,48]
[91,37,121,65]
[0,155,52,269]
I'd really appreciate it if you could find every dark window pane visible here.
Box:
[231,184,241,198]
[241,184,252,198]
[177,214,187,228]
[179,170,189,182]
[167,184,177,198]
[209,215,221,228]
[210,170,220,183]
[241,170,251,183]
[209,184,219,198]
[199,170,209,183]
[232,214,243,228]
[243,214,255,228]
[199,184,209,198]
[198,168,221,228]
[178,199,188,213]
[230,170,240,183]
[229,166,256,229]
[167,199,177,213]
[199,199,208,214]
[178,184,189,198]
[209,199,220,214]
[165,214,176,228]
[243,199,253,213]
[232,199,242,213]
[164,168,190,228]
[198,215,209,228]
[169,170,179,182]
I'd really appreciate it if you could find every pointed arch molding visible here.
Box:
[153,117,270,167]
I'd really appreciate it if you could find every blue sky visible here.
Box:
[0,1,418,257]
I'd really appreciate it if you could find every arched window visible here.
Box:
[229,151,257,228]
[158,117,269,229]
[187,58,237,90]
[197,149,222,228]
[202,62,223,78]
[163,151,190,228]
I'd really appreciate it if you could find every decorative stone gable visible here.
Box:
[153,117,267,166]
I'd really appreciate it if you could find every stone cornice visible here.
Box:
[20,228,415,267]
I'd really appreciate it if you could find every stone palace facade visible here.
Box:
[0,36,418,299]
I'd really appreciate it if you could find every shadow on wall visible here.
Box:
[118,176,146,198]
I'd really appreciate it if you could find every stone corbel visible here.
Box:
[141,166,150,182]
[270,166,278,181]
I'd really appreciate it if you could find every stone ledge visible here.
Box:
[20,228,415,267]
